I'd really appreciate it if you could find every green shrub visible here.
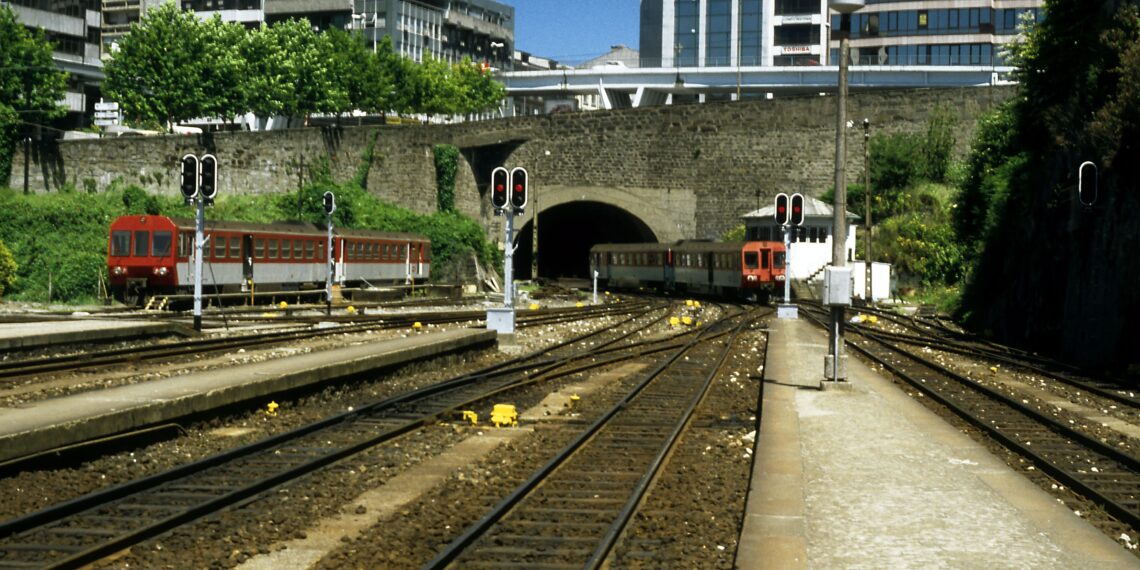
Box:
[0,239,17,296]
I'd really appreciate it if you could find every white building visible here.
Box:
[743,194,891,301]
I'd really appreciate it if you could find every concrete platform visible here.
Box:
[738,316,1139,569]
[0,328,496,463]
[0,319,191,351]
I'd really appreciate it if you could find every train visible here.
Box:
[589,240,786,302]
[107,215,430,305]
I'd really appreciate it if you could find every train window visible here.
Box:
[293,240,303,259]
[179,234,192,258]
[134,231,149,257]
[774,251,786,269]
[317,241,325,261]
[268,239,279,259]
[111,231,130,257]
[229,238,240,259]
[400,245,408,260]
[304,240,315,259]
[152,231,172,257]
[255,238,265,258]
[281,239,291,259]
[213,237,226,259]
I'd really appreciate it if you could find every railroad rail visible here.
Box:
[424,309,754,568]
[0,302,718,569]
[799,304,1140,531]
[0,301,655,382]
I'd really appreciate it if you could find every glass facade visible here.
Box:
[740,0,762,65]
[706,0,731,66]
[836,7,1043,38]
[675,0,699,66]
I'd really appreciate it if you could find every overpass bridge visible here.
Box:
[499,65,1016,110]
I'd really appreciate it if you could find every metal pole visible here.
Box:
[531,186,538,280]
[863,118,872,303]
[783,225,791,305]
[193,198,205,331]
[326,213,333,316]
[503,210,514,308]
[828,16,851,382]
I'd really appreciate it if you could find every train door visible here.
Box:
[241,234,254,291]
[664,248,675,290]
[706,252,714,292]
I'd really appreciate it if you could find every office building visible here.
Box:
[640,0,1045,69]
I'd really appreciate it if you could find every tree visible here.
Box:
[0,5,67,183]
[200,15,251,124]
[103,2,209,131]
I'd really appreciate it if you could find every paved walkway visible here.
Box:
[737,316,1138,569]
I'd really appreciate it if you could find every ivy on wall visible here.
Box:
[433,144,459,213]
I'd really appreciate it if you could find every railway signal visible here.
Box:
[790,193,805,226]
[323,191,337,214]
[491,167,509,211]
[510,167,528,211]
[774,193,789,226]
[1078,161,1097,206]
[199,154,218,204]
[180,154,199,201]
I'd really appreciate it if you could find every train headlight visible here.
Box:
[153,267,168,276]
[746,275,757,282]
[776,275,786,281]
[112,266,126,276]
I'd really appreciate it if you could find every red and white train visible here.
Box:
[107,215,430,305]
[590,240,786,302]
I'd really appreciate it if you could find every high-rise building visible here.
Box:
[640,0,1044,69]
[6,0,104,122]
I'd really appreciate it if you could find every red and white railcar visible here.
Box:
[589,240,786,302]
[107,215,430,304]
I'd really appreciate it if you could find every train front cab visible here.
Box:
[740,241,786,302]
[108,216,180,305]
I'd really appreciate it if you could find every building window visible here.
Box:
[705,0,731,67]
[674,0,699,66]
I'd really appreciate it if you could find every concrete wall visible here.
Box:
[9,86,1014,240]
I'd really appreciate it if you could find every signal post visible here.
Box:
[180,153,217,331]
[774,192,804,319]
[487,166,528,335]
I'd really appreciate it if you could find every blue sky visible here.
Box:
[513,1,640,66]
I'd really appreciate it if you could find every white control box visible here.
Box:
[823,266,853,306]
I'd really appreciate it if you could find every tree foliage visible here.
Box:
[102,4,506,128]
[0,5,67,181]
[103,3,208,131]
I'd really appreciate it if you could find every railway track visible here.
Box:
[840,305,1140,410]
[0,302,715,569]
[424,309,755,569]
[0,301,655,382]
[799,304,1140,532]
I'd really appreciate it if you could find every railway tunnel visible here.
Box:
[513,201,656,280]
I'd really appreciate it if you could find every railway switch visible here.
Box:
[492,404,518,427]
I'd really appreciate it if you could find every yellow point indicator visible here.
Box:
[685,299,694,307]
[575,301,584,308]
[265,401,279,417]
[461,410,478,425]
[529,303,540,310]
[682,316,693,326]
[491,404,518,427]
[413,321,423,331]
[278,301,288,310]
[346,305,357,314]
[669,316,681,327]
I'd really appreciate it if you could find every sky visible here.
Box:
[512,0,640,66]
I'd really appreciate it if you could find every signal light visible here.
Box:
[510,167,528,210]
[180,154,199,200]
[790,193,805,226]
[774,193,789,226]
[491,167,509,210]
[199,154,217,203]
[323,191,336,215]
[1078,161,1097,206]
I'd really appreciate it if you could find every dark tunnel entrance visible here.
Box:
[513,201,657,280]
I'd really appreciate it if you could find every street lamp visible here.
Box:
[863,118,872,305]
[827,0,863,384]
